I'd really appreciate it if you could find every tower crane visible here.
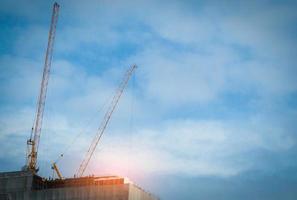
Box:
[75,64,137,177]
[26,2,60,173]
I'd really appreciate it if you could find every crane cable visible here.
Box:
[53,91,115,165]
[52,67,135,165]
[81,74,136,176]
[76,65,137,177]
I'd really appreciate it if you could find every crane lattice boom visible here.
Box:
[26,2,60,173]
[76,65,137,177]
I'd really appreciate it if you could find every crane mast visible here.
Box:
[26,2,60,173]
[76,65,137,177]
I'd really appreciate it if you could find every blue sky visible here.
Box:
[1,0,297,199]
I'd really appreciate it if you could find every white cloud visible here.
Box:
[0,55,42,102]
[86,116,295,177]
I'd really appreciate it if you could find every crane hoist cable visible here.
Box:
[50,91,115,180]
[76,64,137,177]
[51,65,137,179]
[25,2,60,174]
[52,91,114,165]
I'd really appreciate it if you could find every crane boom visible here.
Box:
[26,2,60,173]
[76,65,137,177]
[52,162,63,179]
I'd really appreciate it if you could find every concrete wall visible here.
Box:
[31,184,129,200]
[0,171,157,200]
[128,184,159,200]
[0,171,32,200]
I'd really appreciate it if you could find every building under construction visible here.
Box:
[0,2,157,200]
[0,171,157,200]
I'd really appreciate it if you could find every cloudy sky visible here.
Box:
[1,0,297,199]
